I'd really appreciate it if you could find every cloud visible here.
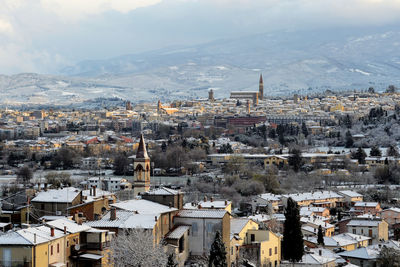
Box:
[40,0,163,21]
[0,18,13,35]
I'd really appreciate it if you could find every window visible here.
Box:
[179,237,184,253]
[251,234,255,242]
[269,248,272,256]
[231,247,233,255]
[57,244,59,253]
[352,229,356,234]
[67,241,69,247]
[275,246,277,254]
[51,245,53,255]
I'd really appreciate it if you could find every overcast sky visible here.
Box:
[1,0,400,74]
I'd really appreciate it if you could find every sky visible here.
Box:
[1,0,400,74]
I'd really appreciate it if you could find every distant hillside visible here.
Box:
[1,27,400,105]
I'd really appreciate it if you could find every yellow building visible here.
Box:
[230,218,281,267]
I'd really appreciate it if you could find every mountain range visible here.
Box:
[1,26,400,106]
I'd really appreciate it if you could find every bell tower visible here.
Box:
[259,74,264,100]
[133,134,151,196]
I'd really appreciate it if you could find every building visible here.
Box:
[346,217,388,244]
[230,91,259,106]
[259,74,264,100]
[230,218,281,267]
[133,134,151,196]
[31,187,82,219]
[142,187,184,210]
[304,233,370,251]
[173,209,230,263]
[380,207,400,227]
[208,89,215,102]
[338,191,363,206]
[352,202,382,215]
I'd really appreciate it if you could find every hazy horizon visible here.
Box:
[2,0,400,75]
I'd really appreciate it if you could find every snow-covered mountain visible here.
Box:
[1,27,400,106]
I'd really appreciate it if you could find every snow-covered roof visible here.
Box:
[297,253,336,264]
[177,210,227,219]
[338,190,363,198]
[231,218,253,235]
[283,191,343,202]
[110,199,177,215]
[258,193,280,202]
[144,187,180,195]
[339,247,379,260]
[354,202,379,207]
[382,207,400,213]
[86,210,158,230]
[347,220,381,227]
[32,187,81,203]
[17,226,65,245]
[197,200,231,209]
[166,225,190,239]
[0,231,32,245]
[46,218,91,233]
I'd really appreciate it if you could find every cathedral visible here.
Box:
[133,134,151,196]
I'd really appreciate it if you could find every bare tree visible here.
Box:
[109,229,168,267]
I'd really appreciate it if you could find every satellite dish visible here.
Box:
[74,244,80,251]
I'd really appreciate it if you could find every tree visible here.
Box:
[378,246,400,267]
[345,131,354,148]
[113,153,129,175]
[370,146,382,157]
[166,254,177,267]
[45,172,72,188]
[109,229,167,267]
[317,225,324,246]
[368,87,375,93]
[386,85,397,93]
[282,197,304,262]
[352,147,367,164]
[51,148,79,169]
[288,148,303,172]
[387,145,400,157]
[209,231,227,267]
[343,115,352,129]
[17,166,33,186]
[301,122,309,137]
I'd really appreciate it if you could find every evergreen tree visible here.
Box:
[387,145,400,157]
[345,131,354,148]
[288,148,303,172]
[209,231,227,267]
[282,198,304,262]
[317,225,324,246]
[161,141,167,152]
[301,122,309,137]
[343,115,352,129]
[352,147,367,164]
[166,254,177,267]
[370,146,382,157]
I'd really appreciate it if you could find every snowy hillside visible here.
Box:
[1,27,400,105]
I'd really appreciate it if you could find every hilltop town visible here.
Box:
[1,79,400,266]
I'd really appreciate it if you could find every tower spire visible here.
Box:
[136,134,149,159]
[259,74,264,100]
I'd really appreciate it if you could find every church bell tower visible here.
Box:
[259,74,264,100]
[133,134,151,196]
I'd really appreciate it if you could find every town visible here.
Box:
[1,80,400,266]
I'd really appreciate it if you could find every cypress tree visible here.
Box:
[282,197,304,262]
[166,254,177,267]
[317,225,324,246]
[209,231,227,267]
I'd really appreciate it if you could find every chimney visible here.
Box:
[224,200,228,205]
[37,183,41,192]
[155,216,158,222]
[50,227,55,237]
[198,204,202,209]
[110,208,117,221]
[64,226,67,234]
[44,183,48,191]
[319,249,322,256]
[34,233,37,243]
[204,196,207,202]
[93,185,96,197]
[210,197,214,202]
[89,187,92,196]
